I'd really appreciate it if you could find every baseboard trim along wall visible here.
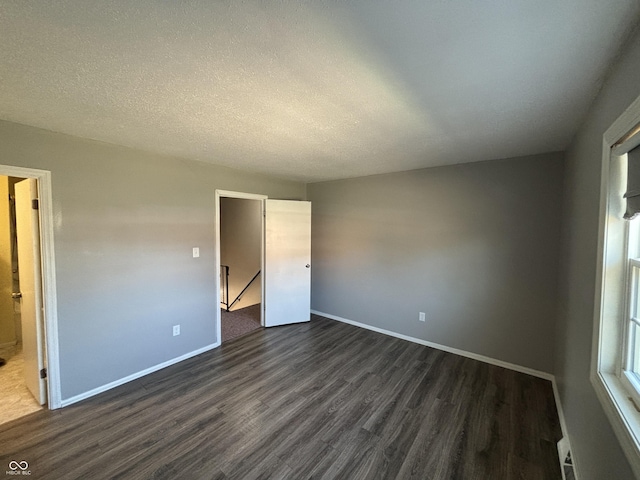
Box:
[311,309,574,473]
[552,379,578,479]
[311,310,553,380]
[60,341,221,407]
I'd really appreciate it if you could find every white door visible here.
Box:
[15,179,47,405]
[264,200,311,327]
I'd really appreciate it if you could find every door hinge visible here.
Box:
[32,199,39,210]
[40,368,47,379]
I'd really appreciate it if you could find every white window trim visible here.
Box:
[620,226,640,413]
[593,92,640,478]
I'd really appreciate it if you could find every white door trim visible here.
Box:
[0,164,60,409]
[215,190,267,341]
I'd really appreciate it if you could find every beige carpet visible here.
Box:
[221,303,262,343]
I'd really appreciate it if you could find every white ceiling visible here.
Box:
[0,1,638,182]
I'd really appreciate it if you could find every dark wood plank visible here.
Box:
[0,315,563,479]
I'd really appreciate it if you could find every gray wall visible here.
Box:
[555,26,640,480]
[0,119,304,401]
[220,197,262,310]
[308,153,564,373]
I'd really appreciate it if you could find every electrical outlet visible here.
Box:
[419,312,426,322]
[173,325,180,336]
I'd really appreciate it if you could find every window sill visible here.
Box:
[592,370,640,476]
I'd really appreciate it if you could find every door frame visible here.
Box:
[215,190,267,341]
[0,164,61,409]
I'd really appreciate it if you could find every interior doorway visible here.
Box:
[0,176,45,424]
[216,191,266,343]
[215,191,312,345]
[0,164,60,414]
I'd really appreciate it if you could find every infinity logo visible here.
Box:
[8,461,28,471]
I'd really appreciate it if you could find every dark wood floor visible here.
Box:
[0,315,562,479]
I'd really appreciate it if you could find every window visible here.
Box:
[593,94,640,476]
[622,207,640,408]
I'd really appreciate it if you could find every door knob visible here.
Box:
[305,264,310,268]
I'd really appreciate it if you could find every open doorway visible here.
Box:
[0,164,60,416]
[215,190,312,344]
[217,191,266,343]
[0,176,45,424]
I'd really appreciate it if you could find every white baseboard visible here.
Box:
[552,378,570,440]
[552,379,578,480]
[311,310,554,381]
[60,341,220,407]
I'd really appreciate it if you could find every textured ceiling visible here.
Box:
[0,1,639,182]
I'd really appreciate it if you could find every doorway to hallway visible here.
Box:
[215,190,312,346]
[219,195,263,343]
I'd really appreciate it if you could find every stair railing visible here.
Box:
[222,269,261,312]
[220,265,230,311]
